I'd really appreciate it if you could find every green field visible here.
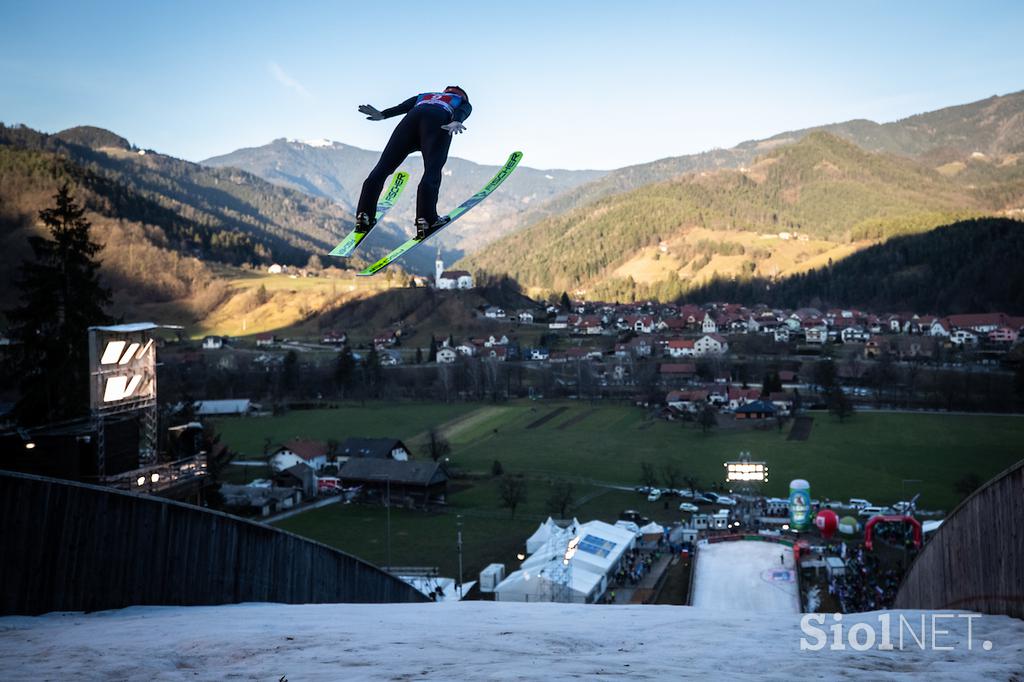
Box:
[436,403,1024,511]
[211,401,1024,579]
[213,402,482,457]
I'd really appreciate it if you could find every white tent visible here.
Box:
[497,519,635,604]
[525,517,581,554]
[494,562,606,604]
[525,518,557,554]
[639,521,664,536]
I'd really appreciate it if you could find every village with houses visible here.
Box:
[175,293,1024,529]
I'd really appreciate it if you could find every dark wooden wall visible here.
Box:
[894,459,1023,619]
[0,471,427,615]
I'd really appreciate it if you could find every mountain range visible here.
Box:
[522,89,1024,222]
[2,89,1023,330]
[202,139,605,256]
[461,129,1023,299]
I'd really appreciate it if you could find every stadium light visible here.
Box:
[119,342,141,365]
[724,461,768,482]
[102,375,145,402]
[25,442,35,450]
[562,536,581,565]
[100,341,127,365]
[136,476,146,487]
[150,473,160,483]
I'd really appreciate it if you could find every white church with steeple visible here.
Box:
[435,249,474,290]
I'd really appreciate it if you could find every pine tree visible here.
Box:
[6,185,113,425]
[334,346,356,396]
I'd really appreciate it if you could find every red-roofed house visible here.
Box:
[625,315,655,334]
[271,439,329,472]
[666,389,710,412]
[486,345,509,361]
[946,313,1007,333]
[727,386,762,411]
[660,363,697,378]
[929,319,951,337]
[988,327,1019,344]
[666,339,696,358]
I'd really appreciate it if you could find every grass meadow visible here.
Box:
[210,401,1024,579]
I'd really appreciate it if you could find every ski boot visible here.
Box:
[354,212,376,234]
[416,216,450,240]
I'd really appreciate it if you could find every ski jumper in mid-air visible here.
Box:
[356,86,472,239]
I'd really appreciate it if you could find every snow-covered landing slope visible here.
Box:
[1,603,1021,680]
[692,540,800,613]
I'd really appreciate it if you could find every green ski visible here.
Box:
[328,171,410,257]
[357,151,523,276]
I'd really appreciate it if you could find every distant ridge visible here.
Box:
[461,130,1021,299]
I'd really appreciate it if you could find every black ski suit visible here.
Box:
[356,92,473,224]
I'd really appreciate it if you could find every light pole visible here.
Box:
[371,473,392,570]
[456,514,464,598]
[385,475,392,570]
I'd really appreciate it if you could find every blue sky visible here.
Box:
[1,1,1022,170]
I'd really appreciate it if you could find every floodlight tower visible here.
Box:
[723,451,769,526]
[542,534,579,603]
[89,324,162,474]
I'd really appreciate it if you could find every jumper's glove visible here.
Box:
[358,104,385,121]
[441,121,467,135]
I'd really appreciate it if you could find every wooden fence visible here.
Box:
[0,470,427,615]
[893,459,1023,619]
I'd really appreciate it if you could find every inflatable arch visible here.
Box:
[863,514,922,551]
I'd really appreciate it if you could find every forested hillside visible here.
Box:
[0,124,441,272]
[461,132,1020,299]
[0,143,229,317]
[522,89,1024,224]
[682,217,1024,313]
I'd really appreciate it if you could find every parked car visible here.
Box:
[694,493,717,504]
[647,488,662,502]
[715,496,738,506]
[675,488,696,498]
[678,502,699,513]
[619,510,644,525]
[858,505,892,518]
[702,491,720,502]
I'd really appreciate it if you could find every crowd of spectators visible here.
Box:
[612,548,657,587]
[829,545,907,612]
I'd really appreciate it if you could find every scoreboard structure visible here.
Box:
[88,323,160,474]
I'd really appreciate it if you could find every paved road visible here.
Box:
[262,495,342,523]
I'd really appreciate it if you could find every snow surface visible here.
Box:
[1,603,1022,680]
[692,540,800,613]
[286,138,338,148]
